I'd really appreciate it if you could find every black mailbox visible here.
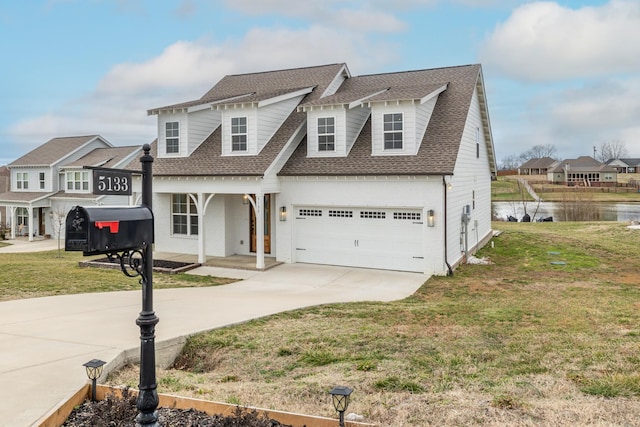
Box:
[65,205,154,255]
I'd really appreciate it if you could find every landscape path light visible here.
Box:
[83,359,106,401]
[329,385,353,427]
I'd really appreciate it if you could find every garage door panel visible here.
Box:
[294,207,424,272]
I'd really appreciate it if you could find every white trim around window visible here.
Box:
[317,117,335,151]
[16,172,28,189]
[66,171,90,192]
[231,116,248,152]
[383,113,403,150]
[166,121,180,154]
[171,194,198,236]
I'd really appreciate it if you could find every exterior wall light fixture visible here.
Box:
[242,194,249,204]
[83,359,106,401]
[427,209,435,227]
[279,206,287,221]
[329,385,353,427]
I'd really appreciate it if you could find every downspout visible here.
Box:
[443,176,453,276]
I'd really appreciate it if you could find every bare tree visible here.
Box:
[49,206,68,258]
[596,139,628,162]
[520,144,557,161]
[500,155,520,170]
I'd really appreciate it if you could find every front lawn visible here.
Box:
[108,222,640,426]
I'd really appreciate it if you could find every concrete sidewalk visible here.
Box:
[0,259,426,426]
[0,238,61,253]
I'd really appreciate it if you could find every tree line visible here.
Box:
[499,140,628,170]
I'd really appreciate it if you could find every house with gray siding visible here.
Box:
[0,136,140,240]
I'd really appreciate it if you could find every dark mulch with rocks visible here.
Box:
[84,257,199,273]
[63,388,297,427]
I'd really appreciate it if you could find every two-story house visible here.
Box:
[133,62,496,275]
[0,135,141,240]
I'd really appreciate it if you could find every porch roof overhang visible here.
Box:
[0,191,54,206]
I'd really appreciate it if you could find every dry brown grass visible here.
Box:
[108,222,640,426]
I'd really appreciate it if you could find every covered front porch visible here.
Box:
[145,179,282,271]
[153,252,282,271]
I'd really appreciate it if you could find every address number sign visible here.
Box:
[92,169,132,196]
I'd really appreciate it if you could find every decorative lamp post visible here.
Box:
[329,386,353,427]
[83,359,106,401]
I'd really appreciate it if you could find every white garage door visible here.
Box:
[294,207,424,272]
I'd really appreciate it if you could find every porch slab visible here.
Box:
[153,252,281,271]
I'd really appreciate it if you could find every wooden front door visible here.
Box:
[250,194,271,254]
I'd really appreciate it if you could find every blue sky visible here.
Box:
[1,0,638,167]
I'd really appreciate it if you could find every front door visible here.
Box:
[250,194,271,254]
[38,208,44,236]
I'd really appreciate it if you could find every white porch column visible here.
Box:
[10,206,16,239]
[256,192,265,270]
[195,193,215,265]
[27,206,33,241]
[197,193,205,264]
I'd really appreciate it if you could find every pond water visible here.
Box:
[493,201,640,222]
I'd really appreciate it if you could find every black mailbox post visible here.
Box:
[65,206,154,255]
[66,144,160,426]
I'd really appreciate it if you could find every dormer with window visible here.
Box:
[368,83,448,156]
[217,87,313,156]
[155,106,222,158]
[303,105,370,157]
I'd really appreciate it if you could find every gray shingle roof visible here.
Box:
[281,64,482,176]
[63,146,141,168]
[519,157,557,169]
[9,136,104,167]
[0,191,53,203]
[149,63,347,114]
[548,156,617,173]
[146,63,486,177]
[149,111,307,176]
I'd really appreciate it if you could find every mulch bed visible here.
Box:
[63,388,297,426]
[81,257,200,274]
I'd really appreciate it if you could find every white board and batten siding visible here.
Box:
[446,86,493,267]
[187,109,221,155]
[256,96,303,153]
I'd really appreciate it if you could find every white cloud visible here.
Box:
[8,26,398,150]
[480,0,640,82]
[493,76,640,160]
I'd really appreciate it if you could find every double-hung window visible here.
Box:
[317,117,335,151]
[231,117,247,151]
[16,172,28,189]
[66,171,89,191]
[172,194,198,236]
[166,122,179,154]
[39,172,45,189]
[383,113,403,150]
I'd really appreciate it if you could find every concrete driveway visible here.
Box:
[0,257,426,427]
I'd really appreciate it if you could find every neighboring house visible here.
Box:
[0,136,141,241]
[547,156,617,186]
[133,62,497,275]
[0,166,9,230]
[518,157,558,175]
[606,158,640,174]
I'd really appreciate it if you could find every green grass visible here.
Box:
[0,250,235,301]
[107,222,640,425]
